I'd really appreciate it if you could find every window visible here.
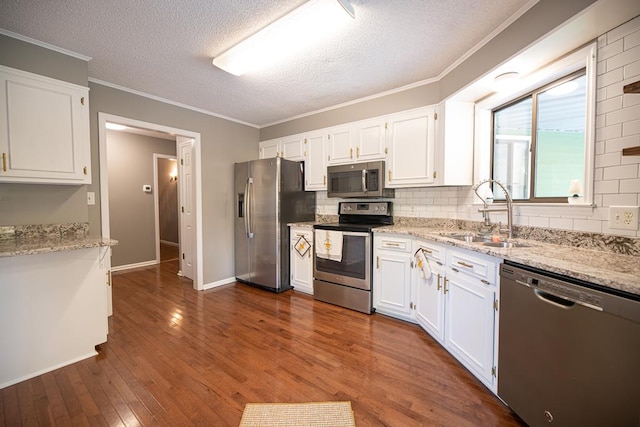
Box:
[491,70,587,202]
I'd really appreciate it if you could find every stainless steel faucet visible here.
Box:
[473,179,513,240]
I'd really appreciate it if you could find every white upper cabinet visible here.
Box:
[354,118,387,162]
[259,136,305,161]
[0,66,91,185]
[386,106,436,188]
[434,101,475,186]
[327,119,387,166]
[327,125,354,165]
[304,132,328,191]
[259,138,280,159]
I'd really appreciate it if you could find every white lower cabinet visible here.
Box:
[373,235,414,322]
[413,240,446,341]
[290,227,314,294]
[374,234,501,393]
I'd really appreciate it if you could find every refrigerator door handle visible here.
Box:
[246,177,254,238]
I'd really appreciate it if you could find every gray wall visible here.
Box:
[260,0,598,140]
[0,33,89,225]
[107,131,175,267]
[1,33,259,286]
[88,83,259,284]
[158,158,179,244]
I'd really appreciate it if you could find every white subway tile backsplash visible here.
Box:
[605,135,640,152]
[596,123,622,141]
[595,152,621,168]
[623,27,640,49]
[607,17,640,44]
[529,216,550,228]
[624,92,640,107]
[606,104,640,126]
[594,179,619,194]
[622,119,640,137]
[602,193,638,206]
[607,45,640,71]
[599,67,624,88]
[573,219,603,233]
[597,96,623,114]
[549,217,574,230]
[599,38,624,62]
[620,178,640,193]
[602,164,638,180]
[624,59,640,79]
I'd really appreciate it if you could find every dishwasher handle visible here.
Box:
[534,289,575,309]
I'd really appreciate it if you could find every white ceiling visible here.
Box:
[0,0,535,128]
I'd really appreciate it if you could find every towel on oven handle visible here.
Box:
[315,230,343,262]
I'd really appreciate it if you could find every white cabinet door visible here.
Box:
[327,126,354,165]
[373,236,414,322]
[0,66,90,184]
[434,101,474,186]
[290,227,313,294]
[386,107,436,188]
[444,268,496,386]
[354,119,386,162]
[304,132,328,191]
[413,240,446,342]
[281,136,305,161]
[259,139,280,159]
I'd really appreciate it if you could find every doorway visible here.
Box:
[98,113,203,290]
[154,154,179,263]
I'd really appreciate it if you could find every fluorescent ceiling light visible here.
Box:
[212,0,355,76]
[106,123,127,131]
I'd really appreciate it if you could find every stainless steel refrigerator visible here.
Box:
[234,157,316,292]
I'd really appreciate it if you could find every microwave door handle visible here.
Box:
[362,169,368,193]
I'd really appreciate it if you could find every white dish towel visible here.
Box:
[414,248,432,279]
[315,230,343,262]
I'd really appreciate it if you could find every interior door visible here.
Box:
[177,136,195,280]
[250,158,278,289]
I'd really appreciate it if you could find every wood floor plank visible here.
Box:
[0,260,524,426]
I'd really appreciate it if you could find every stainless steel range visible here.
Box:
[313,201,392,314]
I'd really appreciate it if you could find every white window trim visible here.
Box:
[473,41,598,207]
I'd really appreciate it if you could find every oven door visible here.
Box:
[314,231,371,290]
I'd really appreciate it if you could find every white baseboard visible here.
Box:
[111,260,159,272]
[160,240,179,247]
[201,276,236,290]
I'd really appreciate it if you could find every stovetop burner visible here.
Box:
[313,201,393,232]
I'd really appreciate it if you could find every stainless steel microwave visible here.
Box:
[326,161,394,198]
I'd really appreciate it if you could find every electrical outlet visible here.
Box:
[609,206,639,231]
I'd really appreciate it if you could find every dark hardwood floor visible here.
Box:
[1,260,524,426]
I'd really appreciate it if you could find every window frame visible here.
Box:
[474,41,597,207]
[490,68,588,203]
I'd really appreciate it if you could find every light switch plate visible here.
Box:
[87,191,95,205]
[609,206,639,230]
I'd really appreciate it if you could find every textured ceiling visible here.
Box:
[0,0,534,127]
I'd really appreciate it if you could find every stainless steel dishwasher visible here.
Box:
[498,262,640,427]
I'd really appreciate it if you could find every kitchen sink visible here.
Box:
[480,241,531,248]
[443,233,532,248]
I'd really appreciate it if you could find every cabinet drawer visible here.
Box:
[447,249,497,285]
[376,236,411,252]
[413,240,445,266]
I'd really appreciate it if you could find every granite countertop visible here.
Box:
[376,225,640,297]
[0,223,117,258]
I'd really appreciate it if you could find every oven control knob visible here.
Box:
[375,206,380,211]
